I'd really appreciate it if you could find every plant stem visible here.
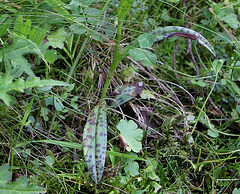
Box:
[48,110,57,138]
[187,73,218,141]
[101,20,123,99]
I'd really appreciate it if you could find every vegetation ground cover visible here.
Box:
[0,0,240,193]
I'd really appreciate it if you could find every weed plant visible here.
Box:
[0,0,240,193]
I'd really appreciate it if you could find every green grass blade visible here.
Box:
[16,97,34,143]
[106,151,147,161]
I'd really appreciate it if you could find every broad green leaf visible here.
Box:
[138,34,154,48]
[65,83,75,92]
[45,96,64,111]
[225,79,240,95]
[0,15,8,25]
[211,59,224,74]
[199,112,219,138]
[207,129,219,138]
[221,79,227,85]
[0,17,60,77]
[151,181,162,193]
[0,164,11,185]
[69,17,87,35]
[44,50,57,63]
[21,20,31,36]
[201,19,209,25]
[45,156,55,166]
[53,97,64,111]
[94,102,107,181]
[117,119,143,153]
[69,0,94,8]
[83,100,107,183]
[0,21,11,37]
[140,90,156,99]
[233,188,240,194]
[29,26,38,41]
[107,151,147,161]
[145,160,160,181]
[44,0,73,21]
[124,161,139,177]
[87,7,101,18]
[33,31,45,45]
[129,48,157,66]
[190,79,206,87]
[41,107,49,121]
[123,152,140,176]
[90,32,104,42]
[69,0,82,15]
[13,15,23,34]
[236,105,240,114]
[221,13,240,29]
[0,15,11,37]
[0,164,46,193]
[0,70,68,106]
[109,146,121,166]
[38,79,69,87]
[2,35,40,77]
[47,28,67,49]
[111,83,144,108]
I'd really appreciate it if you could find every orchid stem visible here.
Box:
[101,19,123,99]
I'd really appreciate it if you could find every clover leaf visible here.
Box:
[117,119,143,153]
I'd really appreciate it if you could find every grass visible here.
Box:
[0,0,240,193]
